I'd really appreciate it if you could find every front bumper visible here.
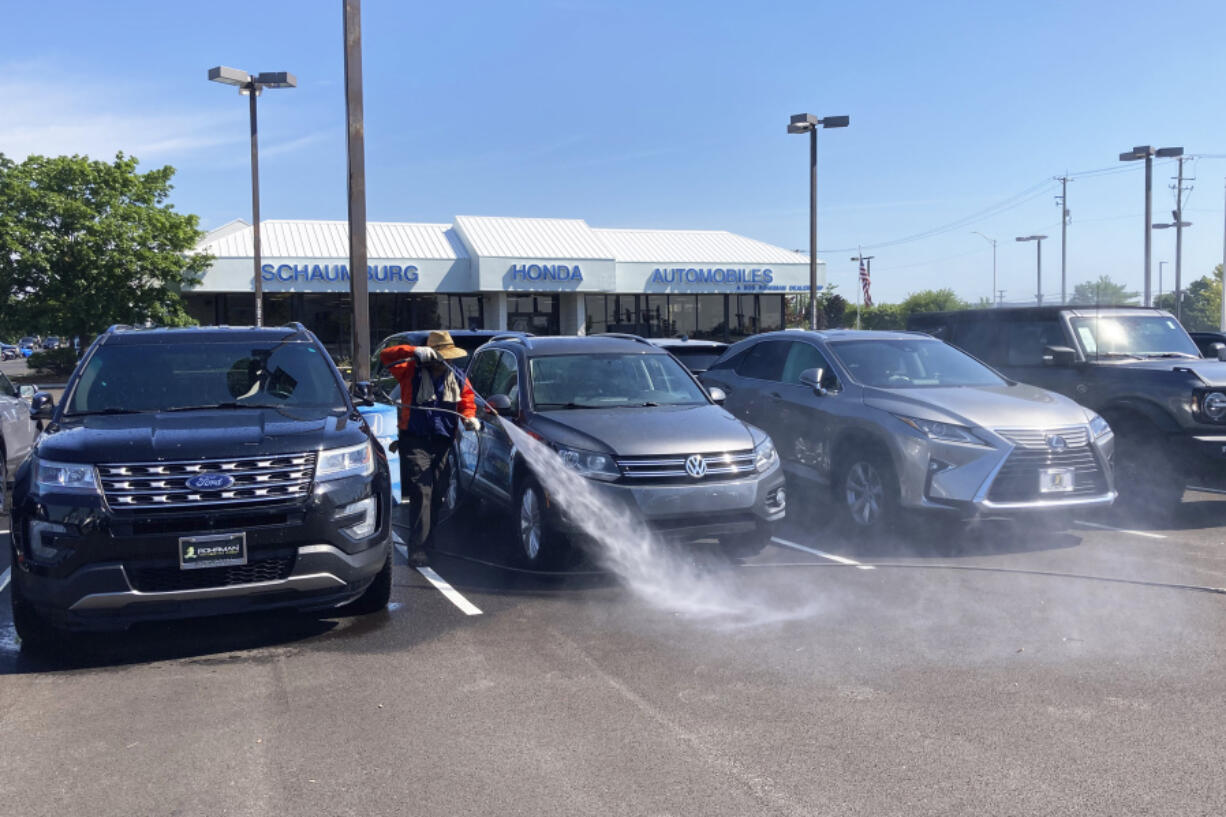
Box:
[895,429,1116,515]
[552,463,786,542]
[1170,433,1226,489]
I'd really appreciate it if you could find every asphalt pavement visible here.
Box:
[2,492,1225,816]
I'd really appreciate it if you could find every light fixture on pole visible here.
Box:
[208,65,297,327]
[1119,145,1183,307]
[971,232,997,307]
[1153,218,1193,320]
[788,112,850,330]
[1015,235,1047,305]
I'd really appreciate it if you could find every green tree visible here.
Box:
[1157,264,1223,331]
[898,288,968,317]
[0,152,210,343]
[1069,275,1139,306]
[822,292,848,327]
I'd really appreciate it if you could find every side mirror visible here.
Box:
[1042,345,1077,367]
[707,386,727,404]
[29,391,54,421]
[350,380,375,406]
[799,367,829,397]
[19,384,37,400]
[1214,344,1226,362]
[487,394,513,413]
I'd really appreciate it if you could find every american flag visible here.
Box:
[859,258,873,307]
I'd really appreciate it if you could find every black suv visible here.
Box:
[908,306,1226,515]
[9,324,393,650]
[451,334,786,565]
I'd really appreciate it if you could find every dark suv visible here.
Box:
[9,324,393,650]
[455,335,786,565]
[908,306,1226,515]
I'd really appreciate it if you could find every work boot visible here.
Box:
[408,549,430,567]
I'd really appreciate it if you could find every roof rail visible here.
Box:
[594,332,655,347]
[491,334,530,346]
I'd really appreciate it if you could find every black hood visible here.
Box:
[525,404,760,456]
[37,408,368,464]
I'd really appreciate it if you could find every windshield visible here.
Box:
[66,340,346,414]
[829,339,1006,388]
[663,347,726,373]
[530,353,709,408]
[1069,315,1200,358]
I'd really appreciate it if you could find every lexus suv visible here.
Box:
[9,324,393,650]
[701,330,1116,531]
[452,334,786,565]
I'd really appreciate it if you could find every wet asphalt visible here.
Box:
[2,491,1225,816]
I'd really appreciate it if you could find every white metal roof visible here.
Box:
[197,219,467,259]
[593,228,811,265]
[453,215,613,260]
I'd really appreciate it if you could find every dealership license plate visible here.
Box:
[179,532,247,570]
[1039,468,1075,494]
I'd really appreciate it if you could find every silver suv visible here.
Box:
[701,330,1116,531]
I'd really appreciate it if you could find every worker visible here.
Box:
[379,330,479,565]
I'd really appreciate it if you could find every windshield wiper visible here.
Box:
[163,402,266,412]
[536,402,602,410]
[1139,352,1199,359]
[1096,352,1144,360]
[65,407,150,417]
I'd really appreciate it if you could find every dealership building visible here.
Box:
[188,215,823,354]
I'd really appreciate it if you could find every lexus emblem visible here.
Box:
[1046,435,1068,451]
[684,454,707,478]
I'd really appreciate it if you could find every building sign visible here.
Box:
[508,263,584,283]
[261,263,419,284]
[650,267,774,286]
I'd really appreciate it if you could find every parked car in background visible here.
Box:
[454,334,786,565]
[646,336,729,374]
[908,306,1226,517]
[18,337,39,357]
[1189,331,1226,359]
[42,336,61,351]
[8,323,393,651]
[701,329,1115,532]
[0,368,41,507]
[0,343,19,361]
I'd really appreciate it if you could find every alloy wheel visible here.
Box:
[519,486,542,560]
[845,461,885,527]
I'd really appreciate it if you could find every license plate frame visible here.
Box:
[1039,467,1076,494]
[179,532,247,570]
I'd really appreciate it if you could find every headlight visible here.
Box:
[316,441,375,481]
[555,445,620,481]
[896,415,989,446]
[1200,391,1226,422]
[34,458,101,493]
[1089,413,1113,439]
[753,438,778,472]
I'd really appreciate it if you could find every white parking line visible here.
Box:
[1073,520,1167,540]
[394,542,409,563]
[0,567,10,595]
[416,566,483,616]
[770,536,875,570]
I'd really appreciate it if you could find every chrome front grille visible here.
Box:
[994,425,1090,449]
[987,447,1108,503]
[99,453,316,511]
[615,450,756,481]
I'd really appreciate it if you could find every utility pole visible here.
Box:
[1174,155,1190,322]
[344,0,370,384]
[1221,177,1226,331]
[1055,176,1071,303]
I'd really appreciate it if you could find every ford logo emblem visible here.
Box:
[684,454,707,479]
[186,473,235,491]
[1046,435,1068,451]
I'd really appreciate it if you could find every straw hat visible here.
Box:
[426,330,467,360]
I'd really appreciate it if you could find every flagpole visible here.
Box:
[856,245,863,329]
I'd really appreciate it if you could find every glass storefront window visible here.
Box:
[646,295,668,337]
[508,294,558,335]
[668,296,697,338]
[183,294,218,326]
[584,296,608,335]
[695,295,727,341]
[264,294,292,327]
[732,295,759,339]
[759,295,783,333]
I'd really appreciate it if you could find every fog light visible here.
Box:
[766,486,786,512]
[29,520,72,562]
[338,496,377,539]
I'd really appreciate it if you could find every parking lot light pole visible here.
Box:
[208,66,297,327]
[1016,235,1047,305]
[1119,145,1183,307]
[1153,220,1193,320]
[971,232,997,307]
[788,113,849,330]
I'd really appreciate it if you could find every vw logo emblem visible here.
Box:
[186,473,235,491]
[684,454,707,479]
[1046,435,1068,451]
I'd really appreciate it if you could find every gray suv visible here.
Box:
[701,330,1116,531]
[456,335,786,564]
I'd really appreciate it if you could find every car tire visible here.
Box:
[11,569,61,653]
[1113,431,1183,523]
[514,476,568,568]
[835,448,900,534]
[340,546,392,616]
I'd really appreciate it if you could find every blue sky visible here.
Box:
[3,0,1225,304]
